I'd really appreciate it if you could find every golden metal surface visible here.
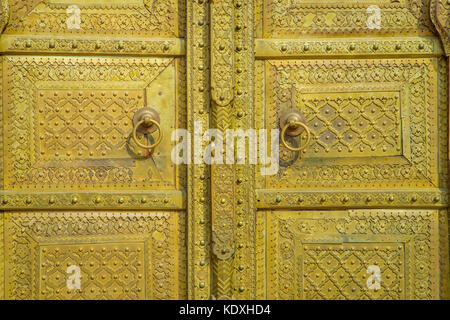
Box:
[0,0,449,300]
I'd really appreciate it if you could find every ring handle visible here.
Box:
[281,121,311,152]
[132,117,163,150]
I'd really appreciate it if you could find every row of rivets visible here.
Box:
[23,40,171,51]
[279,42,428,53]
[270,195,442,204]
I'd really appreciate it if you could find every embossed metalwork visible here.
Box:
[0,0,449,301]
[263,210,441,300]
[4,211,186,300]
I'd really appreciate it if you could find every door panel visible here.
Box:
[259,210,442,300]
[4,211,185,300]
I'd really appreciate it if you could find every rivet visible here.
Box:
[433,196,440,203]
[343,196,350,203]
[2,199,8,205]
[118,197,125,204]
[25,198,32,204]
[276,197,282,203]
[199,282,205,288]
[411,196,418,202]
[388,196,394,202]
[95,197,102,204]
[49,198,55,204]
[239,286,245,292]
[141,197,147,204]
[199,260,206,266]
[72,197,78,204]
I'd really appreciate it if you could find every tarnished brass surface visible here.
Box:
[0,0,449,300]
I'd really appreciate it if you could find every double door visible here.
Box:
[0,0,449,300]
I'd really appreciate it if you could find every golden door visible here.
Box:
[0,0,449,300]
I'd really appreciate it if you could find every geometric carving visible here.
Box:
[39,243,146,300]
[259,59,440,190]
[5,211,186,300]
[264,210,440,300]
[2,56,184,191]
[298,90,402,158]
[303,243,404,300]
[262,0,434,37]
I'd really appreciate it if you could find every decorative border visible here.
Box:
[3,56,183,191]
[431,0,450,56]
[265,210,440,300]
[262,0,434,37]
[4,211,186,300]
[259,58,439,190]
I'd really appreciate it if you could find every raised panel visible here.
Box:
[4,211,186,300]
[256,58,441,190]
[4,0,185,38]
[2,56,186,192]
[261,0,434,38]
[263,210,441,300]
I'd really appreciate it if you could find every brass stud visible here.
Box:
[411,196,418,202]
[25,198,32,204]
[343,196,350,203]
[49,198,55,204]
[239,286,245,292]
[2,199,8,205]
[118,197,125,204]
[72,197,78,204]
[433,196,440,203]
[388,196,394,202]
[95,197,102,204]
[199,282,205,288]
[141,197,147,204]
[276,197,282,203]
